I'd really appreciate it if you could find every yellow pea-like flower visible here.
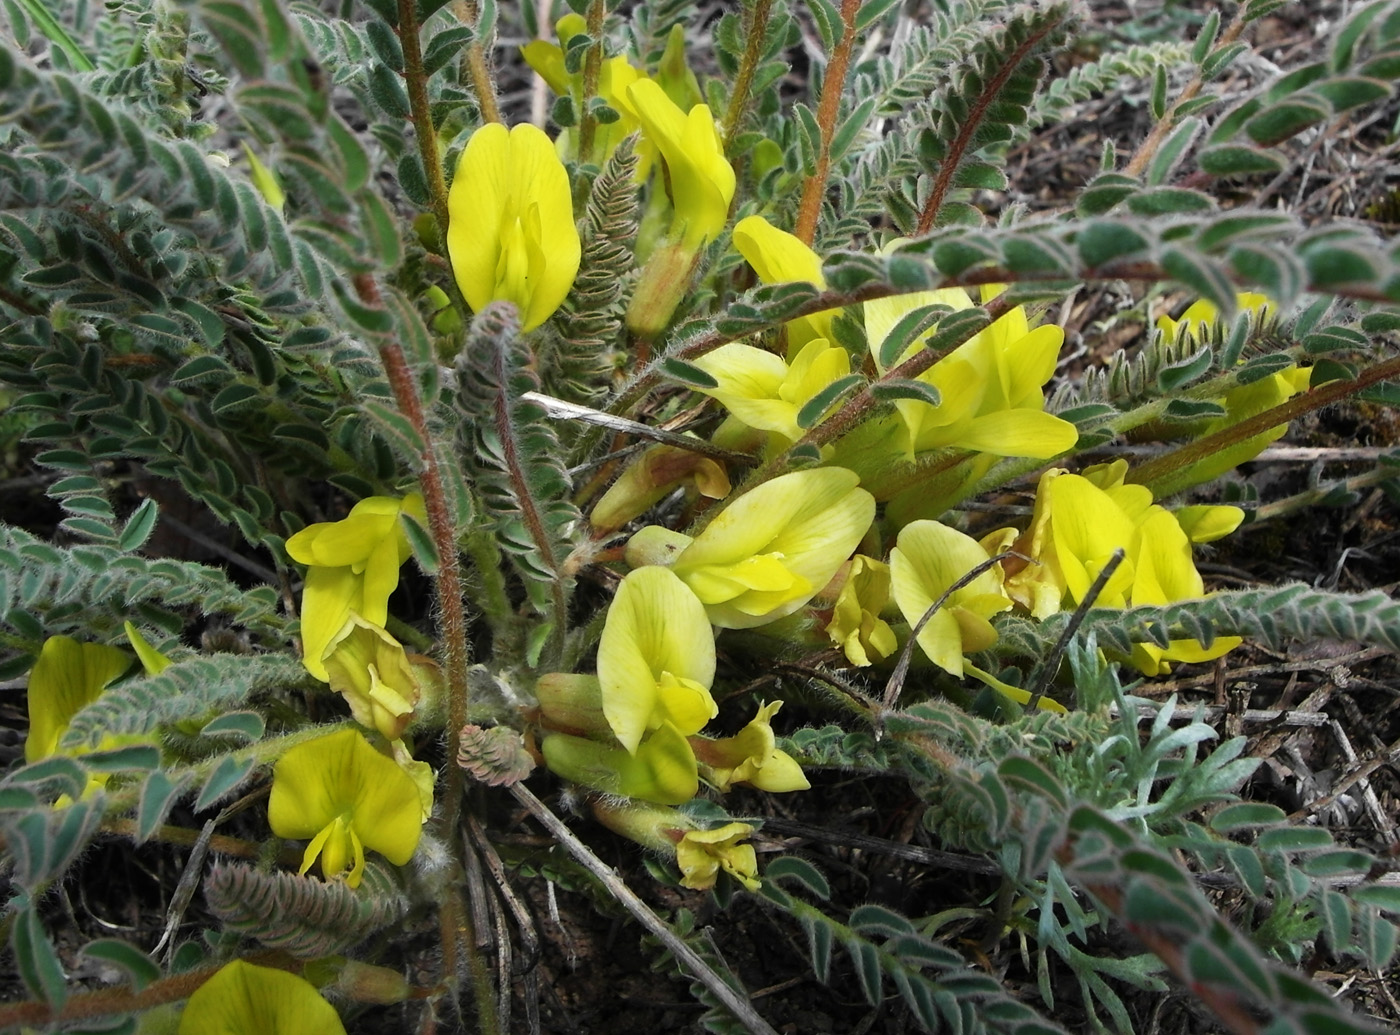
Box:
[447,122,580,332]
[268,728,424,888]
[285,493,424,681]
[178,960,345,1035]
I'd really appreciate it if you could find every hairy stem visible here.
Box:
[914,11,1068,235]
[491,339,570,662]
[721,0,776,147]
[352,274,484,1025]
[454,0,502,124]
[1122,12,1245,179]
[399,0,451,240]
[576,0,606,163]
[795,0,862,245]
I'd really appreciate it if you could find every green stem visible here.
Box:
[1127,352,1400,491]
[720,0,776,147]
[1250,467,1393,523]
[455,0,502,124]
[1122,12,1246,180]
[576,0,607,164]
[914,9,1069,235]
[399,0,452,242]
[794,0,862,245]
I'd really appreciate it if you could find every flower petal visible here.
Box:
[599,566,716,752]
[25,636,130,763]
[178,960,346,1035]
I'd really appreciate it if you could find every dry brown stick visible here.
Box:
[509,783,782,1035]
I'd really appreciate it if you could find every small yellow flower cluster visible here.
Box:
[274,494,436,888]
[538,467,875,889]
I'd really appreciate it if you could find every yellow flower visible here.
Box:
[447,122,581,331]
[865,286,1078,461]
[591,802,761,890]
[597,566,717,754]
[522,16,652,172]
[691,337,852,446]
[889,521,1011,680]
[623,79,734,251]
[285,493,425,681]
[732,214,836,356]
[824,555,898,667]
[25,635,130,764]
[1156,292,1272,343]
[999,464,1243,675]
[322,616,422,741]
[589,443,731,535]
[676,823,761,891]
[541,721,700,805]
[666,467,875,629]
[178,959,345,1035]
[691,701,810,793]
[268,728,424,888]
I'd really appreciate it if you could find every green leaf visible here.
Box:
[212,383,260,413]
[874,302,952,370]
[764,856,830,900]
[118,499,159,552]
[1210,802,1287,831]
[332,280,395,333]
[1148,117,1202,186]
[1245,98,1329,147]
[659,357,719,389]
[1351,885,1400,914]
[12,904,66,1009]
[400,512,440,574]
[81,939,161,992]
[1157,348,1214,391]
[1077,220,1150,268]
[84,745,161,773]
[137,770,187,843]
[998,756,1068,807]
[846,937,884,1005]
[202,1,266,78]
[1126,187,1214,215]
[1301,850,1375,878]
[359,190,403,269]
[1257,827,1335,853]
[870,378,941,406]
[794,103,821,177]
[1192,10,1220,65]
[194,754,255,811]
[796,375,864,429]
[368,62,411,118]
[1197,144,1284,176]
[850,904,915,938]
[1313,76,1392,113]
[1161,246,1234,311]
[199,711,266,743]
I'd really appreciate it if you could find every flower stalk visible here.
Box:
[794,0,862,245]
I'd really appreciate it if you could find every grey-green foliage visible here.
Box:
[996,584,1400,663]
[547,138,640,404]
[0,522,285,661]
[1026,41,1194,130]
[454,302,583,616]
[774,641,1399,1033]
[62,654,304,747]
[204,859,410,957]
